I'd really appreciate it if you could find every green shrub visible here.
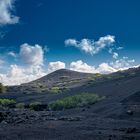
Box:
[29,102,42,110]
[16,103,25,109]
[48,93,104,111]
[0,99,16,107]
[62,87,70,92]
[0,83,7,93]
[50,86,70,94]
[50,87,62,94]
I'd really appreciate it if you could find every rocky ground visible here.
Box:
[0,105,140,140]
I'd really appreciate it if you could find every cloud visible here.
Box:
[7,64,24,77]
[117,47,123,50]
[112,52,119,59]
[8,51,16,57]
[0,0,19,25]
[65,35,115,55]
[0,64,47,85]
[70,60,97,73]
[110,57,135,70]
[48,61,66,73]
[43,45,49,53]
[70,60,116,74]
[0,31,7,38]
[96,63,117,74]
[65,35,121,60]
[0,43,46,85]
[65,39,77,46]
[70,58,136,74]
[108,47,119,59]
[20,43,44,66]
[0,59,4,65]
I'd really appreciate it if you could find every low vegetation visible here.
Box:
[48,93,104,111]
[0,98,16,107]
[61,87,70,92]
[50,87,62,94]
[16,103,25,109]
[29,102,42,110]
[49,86,70,94]
[0,83,7,93]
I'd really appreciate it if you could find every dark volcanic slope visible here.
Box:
[122,91,140,104]
[33,69,93,83]
[6,69,100,95]
[27,69,96,88]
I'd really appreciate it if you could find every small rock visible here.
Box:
[126,128,137,133]
[98,131,102,134]
[59,116,81,121]
[68,117,81,121]
[87,106,90,109]
[15,119,25,124]
[82,108,86,112]
[1,120,7,124]
[0,112,5,123]
[127,110,133,115]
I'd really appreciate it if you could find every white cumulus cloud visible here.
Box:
[0,64,47,85]
[0,0,19,25]
[70,60,97,73]
[65,35,115,55]
[65,39,77,46]
[48,61,66,73]
[70,60,116,74]
[0,59,4,65]
[110,57,135,70]
[70,58,136,74]
[96,63,117,74]
[0,43,47,85]
[20,43,44,66]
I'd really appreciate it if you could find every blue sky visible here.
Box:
[0,0,140,85]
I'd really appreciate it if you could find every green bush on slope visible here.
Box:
[29,102,42,110]
[16,103,25,109]
[0,99,16,107]
[48,93,104,111]
[0,83,7,93]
